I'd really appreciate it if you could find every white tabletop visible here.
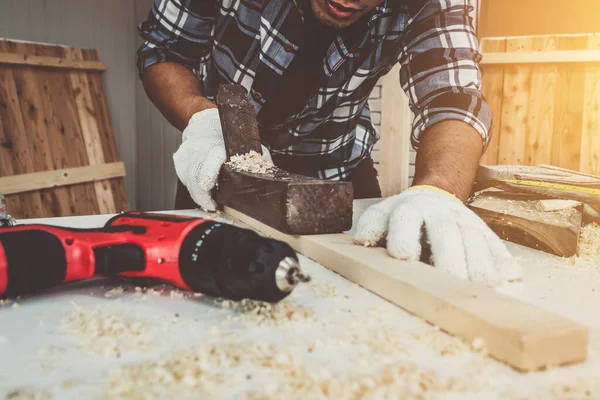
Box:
[1,207,599,399]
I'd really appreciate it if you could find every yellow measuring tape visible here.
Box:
[500,179,600,196]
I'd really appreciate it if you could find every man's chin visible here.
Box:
[311,0,359,29]
[312,10,356,29]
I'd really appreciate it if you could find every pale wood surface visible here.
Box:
[224,200,589,371]
[379,63,410,196]
[0,162,126,195]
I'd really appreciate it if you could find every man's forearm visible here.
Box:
[142,62,216,131]
[411,120,484,202]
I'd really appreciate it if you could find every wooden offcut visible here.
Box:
[212,84,353,235]
[224,199,589,372]
[0,39,128,219]
[468,193,583,257]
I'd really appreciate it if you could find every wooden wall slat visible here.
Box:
[64,47,117,214]
[480,38,506,165]
[524,36,556,166]
[0,54,45,218]
[497,38,532,164]
[550,36,588,171]
[79,48,129,213]
[580,35,600,175]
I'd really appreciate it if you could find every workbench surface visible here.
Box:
[1,204,599,399]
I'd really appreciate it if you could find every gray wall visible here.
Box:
[135,0,181,212]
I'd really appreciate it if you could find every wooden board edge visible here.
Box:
[0,52,106,71]
[481,50,600,65]
[0,162,126,195]
[223,206,589,371]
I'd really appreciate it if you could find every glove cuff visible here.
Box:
[183,108,222,141]
[404,185,461,203]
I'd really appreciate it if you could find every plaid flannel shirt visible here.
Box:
[137,0,491,180]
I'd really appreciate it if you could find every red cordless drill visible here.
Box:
[0,206,310,302]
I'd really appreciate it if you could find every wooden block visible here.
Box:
[212,84,353,235]
[468,194,583,257]
[536,199,581,212]
[224,200,589,372]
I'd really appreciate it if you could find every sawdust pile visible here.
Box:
[59,302,155,358]
[226,150,274,174]
[214,298,314,327]
[104,339,489,400]
[569,223,600,267]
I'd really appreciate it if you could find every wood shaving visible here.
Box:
[2,387,53,400]
[104,339,491,400]
[569,223,600,267]
[307,282,342,299]
[552,378,600,399]
[214,298,313,327]
[59,302,155,358]
[226,150,274,174]
[104,287,124,298]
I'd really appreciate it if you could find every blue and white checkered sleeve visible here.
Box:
[136,0,218,80]
[399,0,492,151]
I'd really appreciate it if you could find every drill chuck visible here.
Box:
[179,221,308,302]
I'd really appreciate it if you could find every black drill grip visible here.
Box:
[0,229,67,298]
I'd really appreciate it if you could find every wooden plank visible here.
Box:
[481,50,600,65]
[538,164,600,180]
[476,164,600,188]
[379,64,410,195]
[79,48,129,213]
[0,51,106,71]
[551,36,588,172]
[468,194,583,257]
[580,35,600,176]
[64,47,116,214]
[0,162,126,195]
[224,201,589,371]
[497,37,532,165]
[480,38,506,165]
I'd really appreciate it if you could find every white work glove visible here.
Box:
[173,108,272,212]
[354,185,523,287]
